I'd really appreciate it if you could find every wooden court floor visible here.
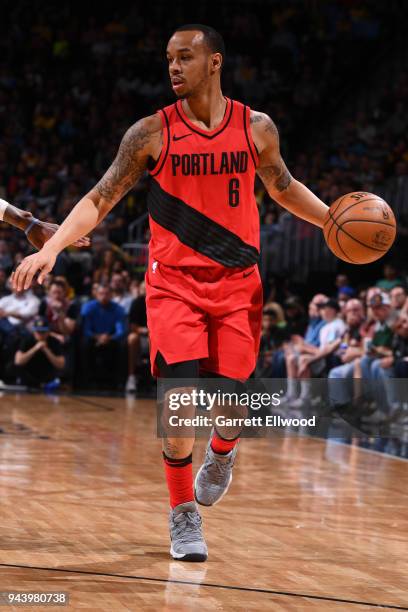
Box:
[0,392,406,611]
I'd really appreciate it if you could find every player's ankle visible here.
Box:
[210,431,239,455]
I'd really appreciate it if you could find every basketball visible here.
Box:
[323,192,397,264]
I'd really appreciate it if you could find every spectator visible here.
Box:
[39,278,79,341]
[110,272,133,314]
[255,307,289,377]
[289,299,346,408]
[359,286,382,336]
[262,300,286,327]
[390,313,408,378]
[283,293,328,402]
[376,263,404,292]
[389,285,407,324]
[93,249,118,285]
[38,277,80,385]
[81,284,126,387]
[326,299,366,378]
[315,299,347,350]
[0,283,39,381]
[0,283,39,335]
[283,297,308,336]
[335,274,351,291]
[13,316,65,388]
[370,312,408,416]
[329,293,393,412]
[337,285,355,313]
[302,294,329,347]
[332,299,366,367]
[360,292,394,373]
[129,278,141,298]
[126,280,148,392]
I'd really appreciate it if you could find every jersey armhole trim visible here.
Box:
[243,105,259,169]
[150,109,170,177]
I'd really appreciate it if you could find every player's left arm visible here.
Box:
[250,111,328,228]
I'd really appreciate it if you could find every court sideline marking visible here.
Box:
[0,563,406,610]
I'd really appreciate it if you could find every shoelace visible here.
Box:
[173,512,203,543]
[204,454,232,483]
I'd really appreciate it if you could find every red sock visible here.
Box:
[210,430,239,455]
[163,453,194,509]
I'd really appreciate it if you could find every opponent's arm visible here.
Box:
[0,201,36,232]
[250,111,328,227]
[0,201,90,250]
[13,114,162,290]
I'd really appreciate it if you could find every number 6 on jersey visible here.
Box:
[229,178,240,207]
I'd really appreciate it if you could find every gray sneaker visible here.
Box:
[194,439,238,506]
[169,501,208,562]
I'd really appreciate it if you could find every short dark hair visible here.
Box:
[173,24,226,60]
[263,308,278,318]
[50,279,66,290]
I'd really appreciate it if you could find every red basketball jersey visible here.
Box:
[147,97,260,268]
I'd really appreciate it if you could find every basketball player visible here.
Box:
[0,200,90,250]
[12,25,329,561]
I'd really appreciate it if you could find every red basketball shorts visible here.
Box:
[145,259,263,380]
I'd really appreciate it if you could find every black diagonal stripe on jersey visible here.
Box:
[147,178,260,268]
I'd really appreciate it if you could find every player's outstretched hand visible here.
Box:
[12,248,57,291]
[27,221,90,250]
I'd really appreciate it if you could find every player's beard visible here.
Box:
[180,71,211,100]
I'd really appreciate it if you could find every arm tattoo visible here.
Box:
[250,112,278,136]
[250,113,263,125]
[95,121,152,203]
[252,112,292,192]
[257,161,292,192]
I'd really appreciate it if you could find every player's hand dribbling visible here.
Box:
[12,248,57,291]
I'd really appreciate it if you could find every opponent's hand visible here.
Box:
[12,248,57,291]
[27,221,90,250]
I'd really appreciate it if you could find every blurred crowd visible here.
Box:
[257,263,408,423]
[0,251,149,393]
[1,259,408,423]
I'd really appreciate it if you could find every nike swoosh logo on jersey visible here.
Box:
[173,133,192,141]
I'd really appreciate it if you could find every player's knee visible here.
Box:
[163,438,194,459]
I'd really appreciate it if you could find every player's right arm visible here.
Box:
[12,114,162,291]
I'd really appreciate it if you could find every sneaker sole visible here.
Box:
[170,545,208,562]
[194,468,233,507]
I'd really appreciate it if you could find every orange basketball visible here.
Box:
[323,192,396,264]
